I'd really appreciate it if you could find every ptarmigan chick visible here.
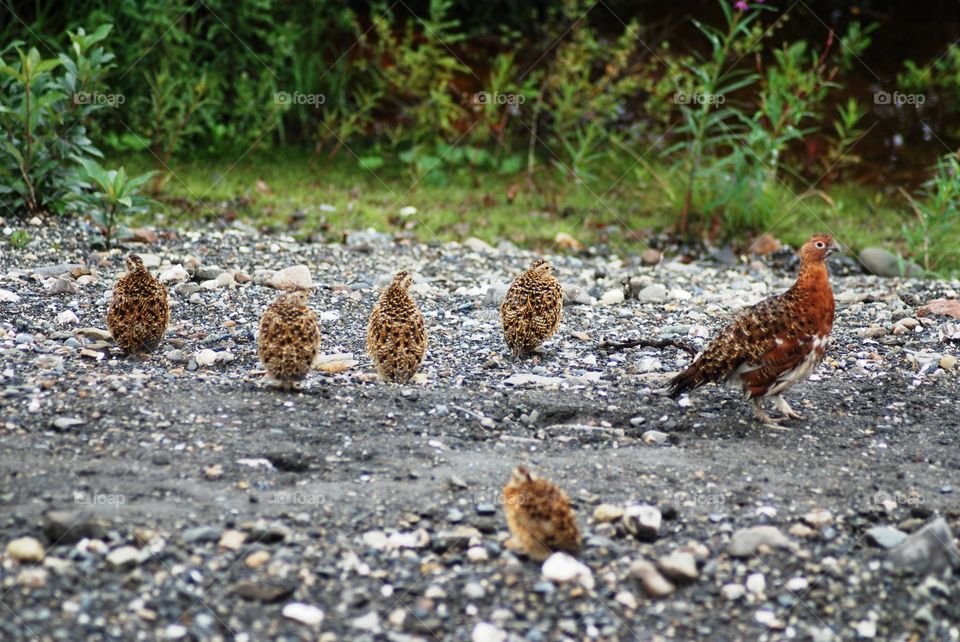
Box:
[668,234,840,424]
[107,254,169,355]
[500,259,563,356]
[257,290,321,388]
[366,271,427,383]
[502,466,581,561]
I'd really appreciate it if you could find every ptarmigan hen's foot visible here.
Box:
[772,395,803,420]
[751,398,791,428]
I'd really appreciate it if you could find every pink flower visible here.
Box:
[735,0,749,8]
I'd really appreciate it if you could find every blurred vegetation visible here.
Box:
[1,0,959,272]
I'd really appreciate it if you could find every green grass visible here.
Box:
[117,149,954,271]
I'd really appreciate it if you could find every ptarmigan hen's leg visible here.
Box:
[772,395,803,420]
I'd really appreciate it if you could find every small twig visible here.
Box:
[597,337,698,357]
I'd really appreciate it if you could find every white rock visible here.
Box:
[0,289,20,303]
[785,576,809,592]
[623,504,661,541]
[657,550,698,582]
[159,265,189,283]
[472,622,507,642]
[463,237,493,252]
[541,552,594,589]
[266,265,313,290]
[745,572,766,595]
[164,624,188,639]
[504,373,564,387]
[399,206,418,217]
[56,310,79,325]
[282,602,324,627]
[467,546,489,562]
[195,349,217,367]
[138,254,162,268]
[200,279,220,290]
[6,537,44,562]
[599,289,624,305]
[721,583,746,600]
[215,272,236,288]
[106,545,142,570]
[638,283,667,303]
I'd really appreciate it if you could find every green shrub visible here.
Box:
[68,158,155,247]
[901,153,960,274]
[0,24,114,215]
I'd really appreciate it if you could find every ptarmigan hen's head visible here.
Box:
[529,259,553,276]
[126,254,146,273]
[799,234,840,265]
[510,465,535,485]
[275,290,311,307]
[391,271,414,290]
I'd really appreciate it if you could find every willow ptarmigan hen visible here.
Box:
[500,259,563,356]
[667,234,840,424]
[257,290,321,388]
[366,271,427,383]
[502,466,581,561]
[107,254,169,355]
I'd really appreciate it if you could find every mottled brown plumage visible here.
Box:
[257,290,321,388]
[502,466,581,561]
[668,234,840,424]
[500,259,563,356]
[366,271,427,383]
[107,255,169,355]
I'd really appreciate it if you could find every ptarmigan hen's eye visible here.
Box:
[815,241,825,248]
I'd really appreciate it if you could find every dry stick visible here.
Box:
[597,337,698,357]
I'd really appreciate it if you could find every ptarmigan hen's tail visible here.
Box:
[667,363,706,399]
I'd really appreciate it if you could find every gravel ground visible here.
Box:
[1,217,959,642]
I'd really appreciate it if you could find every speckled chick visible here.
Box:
[257,290,321,388]
[500,259,563,356]
[107,254,169,355]
[668,234,840,424]
[366,271,427,383]
[502,466,581,561]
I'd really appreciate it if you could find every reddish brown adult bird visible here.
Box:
[667,234,841,424]
[107,254,170,356]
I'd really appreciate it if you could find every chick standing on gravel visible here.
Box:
[257,290,321,388]
[366,271,427,383]
[500,259,563,356]
[107,254,169,355]
[502,466,581,561]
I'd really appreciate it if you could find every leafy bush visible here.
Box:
[68,158,155,247]
[901,153,960,274]
[0,24,114,215]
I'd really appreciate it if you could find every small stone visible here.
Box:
[657,550,698,582]
[641,430,669,445]
[7,537,44,562]
[939,355,957,370]
[599,289,624,306]
[0,289,20,303]
[467,546,489,563]
[282,602,324,627]
[463,237,493,253]
[856,619,877,639]
[866,525,908,549]
[47,277,79,295]
[164,624,188,639]
[745,572,766,595]
[592,504,625,523]
[541,552,594,589]
[159,265,189,283]
[640,249,661,266]
[637,283,667,303]
[803,508,833,529]
[472,622,507,642]
[56,310,79,325]
[888,517,959,575]
[785,576,809,592]
[463,581,485,599]
[266,265,313,290]
[219,529,246,550]
[51,416,85,431]
[195,349,217,367]
[245,550,271,569]
[728,526,794,557]
[623,504,661,541]
[721,583,746,600]
[859,247,923,278]
[16,567,47,588]
[106,545,142,570]
[203,464,223,480]
[182,526,222,543]
[629,559,674,597]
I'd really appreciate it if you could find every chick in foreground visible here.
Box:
[668,234,840,424]
[366,271,427,383]
[500,259,563,356]
[107,254,170,355]
[257,290,321,388]
[502,466,581,561]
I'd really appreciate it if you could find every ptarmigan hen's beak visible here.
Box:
[827,240,842,255]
